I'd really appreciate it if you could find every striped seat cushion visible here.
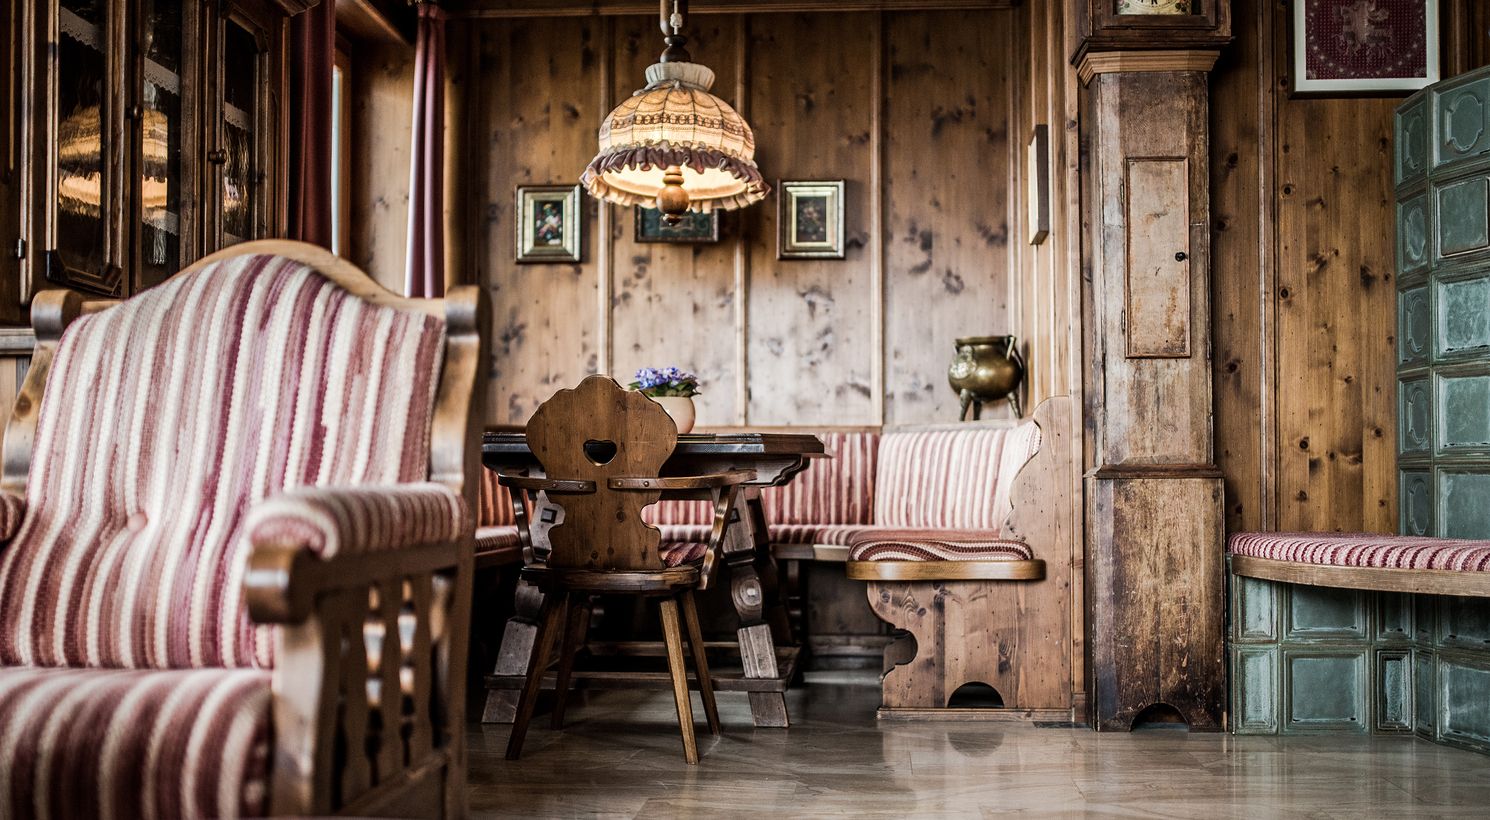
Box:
[0,666,272,819]
[475,525,522,554]
[875,422,1041,532]
[0,253,446,670]
[1229,532,1490,572]
[849,537,1035,562]
[659,541,708,567]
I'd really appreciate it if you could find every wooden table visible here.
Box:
[480,431,825,728]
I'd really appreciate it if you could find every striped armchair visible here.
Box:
[0,243,487,819]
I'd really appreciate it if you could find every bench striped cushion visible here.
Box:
[0,666,272,819]
[0,253,446,670]
[874,422,1041,531]
[1229,532,1490,572]
[849,537,1034,562]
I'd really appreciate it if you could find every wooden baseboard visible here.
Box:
[876,707,1080,723]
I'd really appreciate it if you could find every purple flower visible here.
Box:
[628,365,701,398]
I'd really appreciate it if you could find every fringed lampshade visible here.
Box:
[581,1,767,221]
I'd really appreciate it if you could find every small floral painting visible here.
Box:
[516,185,582,263]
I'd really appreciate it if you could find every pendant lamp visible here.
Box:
[581,0,767,223]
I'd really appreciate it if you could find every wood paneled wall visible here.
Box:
[1211,0,1490,534]
[456,10,1025,427]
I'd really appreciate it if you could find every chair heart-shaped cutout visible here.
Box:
[583,439,618,465]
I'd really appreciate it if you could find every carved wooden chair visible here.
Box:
[0,241,487,818]
[500,375,752,764]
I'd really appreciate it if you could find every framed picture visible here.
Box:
[1292,0,1439,96]
[1027,125,1050,246]
[634,206,720,243]
[515,185,582,263]
[778,180,845,260]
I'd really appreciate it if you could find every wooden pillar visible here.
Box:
[1075,3,1232,732]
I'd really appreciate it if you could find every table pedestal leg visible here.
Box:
[725,487,794,728]
[482,580,544,724]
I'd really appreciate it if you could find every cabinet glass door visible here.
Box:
[214,12,268,250]
[135,0,185,289]
[52,0,116,292]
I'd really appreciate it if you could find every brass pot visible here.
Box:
[947,335,1025,420]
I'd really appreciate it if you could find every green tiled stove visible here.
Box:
[1230,65,1490,755]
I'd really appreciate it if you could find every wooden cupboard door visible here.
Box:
[131,0,195,291]
[206,0,277,252]
[44,0,126,296]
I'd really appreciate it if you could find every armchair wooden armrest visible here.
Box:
[0,490,24,544]
[241,483,473,817]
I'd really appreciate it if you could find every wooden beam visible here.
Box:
[451,0,1017,19]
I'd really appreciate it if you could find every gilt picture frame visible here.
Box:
[516,185,582,263]
[1292,0,1439,96]
[778,180,845,260]
[634,206,720,243]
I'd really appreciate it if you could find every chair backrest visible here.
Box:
[527,375,676,572]
[873,421,1042,531]
[0,242,475,670]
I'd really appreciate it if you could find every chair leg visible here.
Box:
[658,595,699,764]
[680,589,720,736]
[551,595,590,729]
[506,590,567,760]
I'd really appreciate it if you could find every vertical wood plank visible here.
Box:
[476,17,603,425]
[608,14,743,426]
[350,42,416,294]
[744,12,876,426]
[884,10,1012,426]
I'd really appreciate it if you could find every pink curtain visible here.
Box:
[288,0,335,247]
[405,2,446,298]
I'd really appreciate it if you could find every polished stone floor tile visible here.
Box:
[468,672,1490,818]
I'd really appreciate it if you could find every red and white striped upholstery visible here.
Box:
[644,432,880,544]
[761,431,878,526]
[849,537,1035,562]
[0,666,272,819]
[1229,532,1490,572]
[874,422,1041,532]
[248,483,467,558]
[478,467,518,527]
[659,541,708,567]
[0,252,447,671]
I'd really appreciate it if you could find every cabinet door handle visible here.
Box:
[1174,251,1188,262]
[207,149,227,165]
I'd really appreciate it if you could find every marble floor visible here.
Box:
[467,671,1490,818]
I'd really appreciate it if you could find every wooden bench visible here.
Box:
[845,397,1077,720]
[1228,532,1490,755]
[473,396,1081,721]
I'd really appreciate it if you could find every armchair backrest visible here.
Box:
[874,421,1042,532]
[0,241,483,670]
[525,375,675,572]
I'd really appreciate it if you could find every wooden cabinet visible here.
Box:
[1395,65,1490,539]
[1077,11,1230,730]
[3,0,310,307]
